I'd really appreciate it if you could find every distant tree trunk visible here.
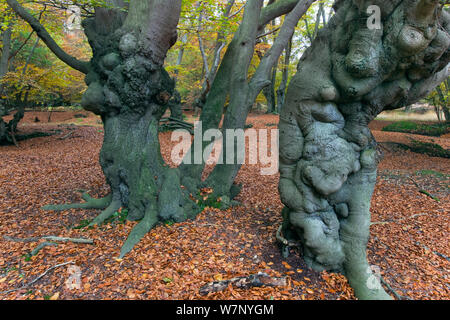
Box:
[436,85,450,122]
[0,27,39,144]
[170,33,188,120]
[12,37,41,133]
[0,25,12,97]
[181,0,315,197]
[262,72,276,113]
[195,0,235,111]
[0,25,12,143]
[168,90,183,120]
[276,35,292,113]
[279,0,450,300]
[205,0,315,197]
[261,0,278,114]
[263,62,278,114]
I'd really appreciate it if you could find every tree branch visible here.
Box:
[250,0,315,94]
[6,0,90,74]
[259,0,301,29]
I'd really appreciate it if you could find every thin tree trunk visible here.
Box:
[195,0,235,110]
[436,86,450,122]
[263,63,278,113]
[276,35,292,113]
[0,25,12,97]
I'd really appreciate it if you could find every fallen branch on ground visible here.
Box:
[58,131,74,140]
[0,261,74,295]
[199,272,287,295]
[371,213,429,226]
[3,235,94,257]
[3,235,94,244]
[416,242,450,262]
[408,177,440,202]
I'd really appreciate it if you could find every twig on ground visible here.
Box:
[3,235,94,244]
[199,272,287,295]
[3,235,94,257]
[58,131,74,140]
[416,242,450,262]
[371,213,429,226]
[380,277,405,300]
[0,261,74,295]
[408,177,440,202]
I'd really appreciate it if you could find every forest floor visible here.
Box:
[0,111,448,300]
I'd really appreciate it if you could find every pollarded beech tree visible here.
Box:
[278,0,449,299]
[7,0,196,258]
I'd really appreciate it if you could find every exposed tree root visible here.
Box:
[9,131,19,147]
[89,198,122,226]
[276,225,301,248]
[416,242,450,263]
[29,242,58,257]
[276,225,301,258]
[58,131,75,140]
[119,206,159,259]
[42,192,112,211]
[371,213,429,226]
[380,277,405,300]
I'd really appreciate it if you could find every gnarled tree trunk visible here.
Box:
[8,0,200,257]
[279,0,449,300]
[79,0,200,258]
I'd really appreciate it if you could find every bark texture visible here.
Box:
[279,0,449,300]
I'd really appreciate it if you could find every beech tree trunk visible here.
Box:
[279,0,450,300]
[0,25,12,144]
[276,36,292,113]
[7,0,200,256]
[80,0,202,257]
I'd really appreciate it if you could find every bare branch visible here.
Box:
[6,0,90,74]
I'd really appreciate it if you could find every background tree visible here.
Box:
[0,1,88,144]
[180,0,316,198]
[426,76,450,121]
[278,0,449,299]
